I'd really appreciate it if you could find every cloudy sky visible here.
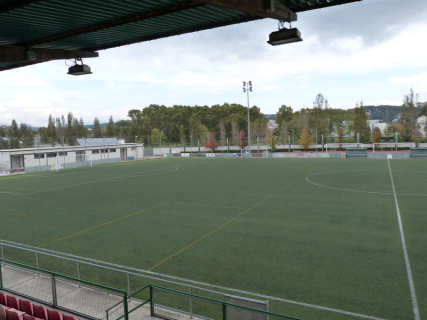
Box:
[1,0,427,127]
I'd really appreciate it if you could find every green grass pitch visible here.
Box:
[0,157,426,320]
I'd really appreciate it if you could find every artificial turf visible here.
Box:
[0,157,425,320]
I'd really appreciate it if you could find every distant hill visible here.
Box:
[364,105,423,122]
[84,123,108,130]
[264,114,276,120]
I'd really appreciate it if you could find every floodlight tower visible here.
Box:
[243,81,252,152]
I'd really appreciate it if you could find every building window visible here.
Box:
[34,154,45,159]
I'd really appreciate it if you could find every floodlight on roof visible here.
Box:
[66,57,92,76]
[267,28,302,46]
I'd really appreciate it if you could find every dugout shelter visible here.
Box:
[410,148,427,158]
[346,148,368,158]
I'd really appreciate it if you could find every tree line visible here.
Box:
[1,89,424,150]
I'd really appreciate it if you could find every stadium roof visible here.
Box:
[0,0,362,72]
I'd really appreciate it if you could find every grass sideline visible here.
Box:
[0,157,426,320]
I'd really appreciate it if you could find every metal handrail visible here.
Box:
[0,258,126,295]
[150,285,305,320]
[0,241,266,304]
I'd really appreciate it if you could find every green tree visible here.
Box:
[0,127,5,137]
[7,120,20,149]
[19,123,34,148]
[47,114,57,146]
[353,102,371,143]
[276,105,293,124]
[106,116,116,137]
[401,89,420,145]
[38,127,49,144]
[337,126,344,150]
[151,128,166,146]
[311,94,330,144]
[93,117,102,138]
[66,112,77,146]
[179,125,186,146]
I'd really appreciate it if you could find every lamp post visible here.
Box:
[243,81,252,153]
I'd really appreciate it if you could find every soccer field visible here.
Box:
[0,157,426,320]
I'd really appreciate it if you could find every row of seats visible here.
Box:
[0,292,79,320]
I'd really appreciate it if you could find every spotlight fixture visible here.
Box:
[267,28,302,46]
[66,57,92,75]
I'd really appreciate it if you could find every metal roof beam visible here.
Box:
[0,45,98,63]
[294,0,363,12]
[92,16,263,51]
[0,0,43,15]
[192,0,296,21]
[26,2,205,47]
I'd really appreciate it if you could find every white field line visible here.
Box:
[0,239,388,320]
[306,170,427,196]
[387,160,420,320]
[18,161,207,196]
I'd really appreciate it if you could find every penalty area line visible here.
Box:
[387,159,420,320]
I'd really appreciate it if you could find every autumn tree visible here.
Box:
[238,130,247,148]
[205,132,218,152]
[298,127,312,151]
[268,131,277,152]
[372,127,382,150]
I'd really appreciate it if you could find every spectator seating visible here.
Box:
[0,293,80,320]
[0,293,7,307]
[18,301,32,317]
[6,297,18,311]
[32,306,46,320]
[46,310,61,320]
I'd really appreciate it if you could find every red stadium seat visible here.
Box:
[61,315,76,320]
[6,309,23,320]
[6,296,19,310]
[46,309,62,320]
[23,314,40,320]
[0,293,6,306]
[33,305,47,320]
[18,300,33,316]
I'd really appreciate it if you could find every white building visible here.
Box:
[417,115,426,125]
[0,143,143,172]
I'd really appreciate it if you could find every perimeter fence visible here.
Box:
[0,242,307,320]
[0,242,269,314]
[0,259,128,320]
